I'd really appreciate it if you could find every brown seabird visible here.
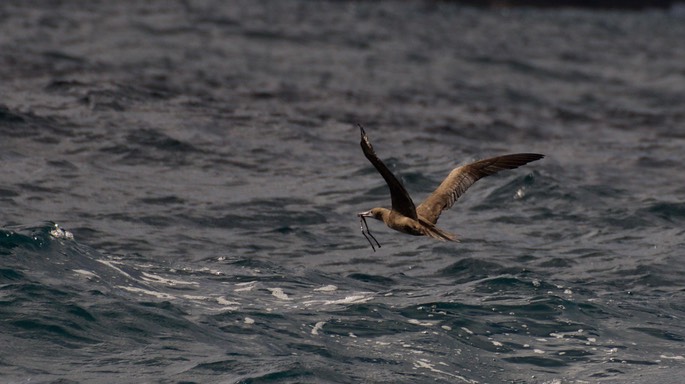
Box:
[357,125,543,250]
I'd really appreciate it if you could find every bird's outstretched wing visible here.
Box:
[417,153,544,224]
[359,125,418,220]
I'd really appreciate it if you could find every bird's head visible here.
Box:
[357,207,387,221]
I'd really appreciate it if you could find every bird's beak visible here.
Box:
[357,210,373,218]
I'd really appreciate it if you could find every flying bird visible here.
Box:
[357,125,543,250]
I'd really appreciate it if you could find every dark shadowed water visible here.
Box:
[1,1,685,383]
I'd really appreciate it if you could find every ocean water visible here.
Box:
[1,1,685,383]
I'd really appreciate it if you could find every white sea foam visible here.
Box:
[314,285,338,292]
[49,224,74,240]
[660,354,685,360]
[216,297,240,307]
[118,286,175,300]
[97,260,134,280]
[73,269,99,280]
[413,359,478,383]
[268,287,291,300]
[324,294,372,305]
[407,319,436,327]
[311,321,326,335]
[234,281,256,292]
[141,271,198,286]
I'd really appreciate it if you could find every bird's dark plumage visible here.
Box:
[357,125,543,245]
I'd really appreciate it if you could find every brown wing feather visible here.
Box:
[416,153,544,224]
[359,125,418,220]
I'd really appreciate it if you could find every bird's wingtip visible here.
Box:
[525,153,545,161]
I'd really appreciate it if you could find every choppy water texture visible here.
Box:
[2,1,685,383]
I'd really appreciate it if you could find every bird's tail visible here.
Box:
[420,219,458,242]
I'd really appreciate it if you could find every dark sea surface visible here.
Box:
[2,1,685,383]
